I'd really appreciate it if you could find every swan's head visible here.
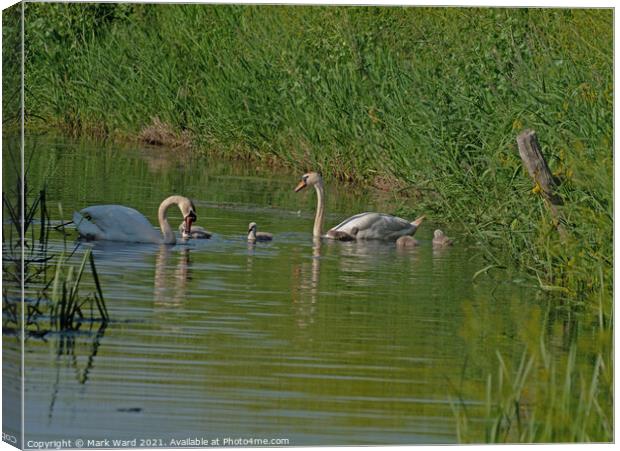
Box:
[248,222,257,233]
[180,198,197,234]
[434,229,445,239]
[294,172,323,192]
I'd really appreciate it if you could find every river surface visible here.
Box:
[4,136,550,446]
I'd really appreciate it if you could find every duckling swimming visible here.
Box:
[179,222,212,239]
[432,229,453,247]
[396,235,420,248]
[247,222,273,242]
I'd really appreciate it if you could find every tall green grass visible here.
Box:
[2,2,21,132]
[19,4,612,442]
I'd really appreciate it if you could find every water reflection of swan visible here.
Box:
[294,172,424,241]
[73,196,197,244]
[335,241,388,280]
[154,245,191,306]
[291,238,321,329]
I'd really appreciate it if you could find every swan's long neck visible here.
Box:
[313,182,325,238]
[158,196,180,244]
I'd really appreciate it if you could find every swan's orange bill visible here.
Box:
[294,180,306,192]
[411,215,425,227]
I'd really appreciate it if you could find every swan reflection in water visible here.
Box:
[291,238,322,329]
[333,239,421,289]
[154,245,191,307]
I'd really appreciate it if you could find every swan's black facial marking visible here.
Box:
[184,210,197,234]
[186,211,197,222]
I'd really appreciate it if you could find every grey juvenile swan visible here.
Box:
[432,229,453,247]
[179,223,212,239]
[247,222,273,242]
[396,236,420,248]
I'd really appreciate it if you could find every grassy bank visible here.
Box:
[18,4,613,442]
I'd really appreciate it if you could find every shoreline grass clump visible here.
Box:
[138,116,194,148]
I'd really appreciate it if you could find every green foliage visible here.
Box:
[3,2,22,130]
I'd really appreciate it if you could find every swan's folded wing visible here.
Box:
[331,212,410,232]
[330,212,415,240]
[330,212,380,233]
[78,205,161,242]
[372,214,412,231]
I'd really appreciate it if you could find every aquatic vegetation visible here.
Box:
[50,248,108,330]
[2,152,109,335]
[452,299,612,443]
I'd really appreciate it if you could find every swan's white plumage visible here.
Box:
[74,205,162,243]
[73,195,196,244]
[329,212,418,241]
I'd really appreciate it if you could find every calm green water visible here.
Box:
[5,136,547,446]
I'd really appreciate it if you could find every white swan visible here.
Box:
[294,172,424,241]
[73,195,197,244]
[247,222,273,242]
[179,223,212,239]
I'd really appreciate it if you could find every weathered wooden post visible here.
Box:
[516,129,566,239]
